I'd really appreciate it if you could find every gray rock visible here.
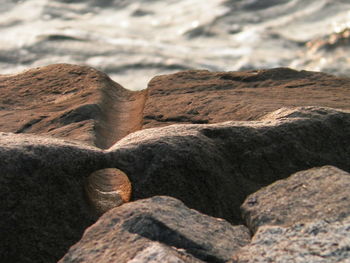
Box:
[232,216,350,263]
[241,166,350,233]
[0,132,107,263]
[59,196,251,263]
[107,106,350,224]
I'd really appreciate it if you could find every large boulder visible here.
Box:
[1,65,350,262]
[59,196,251,263]
[107,106,350,223]
[241,166,350,233]
[0,63,146,149]
[142,68,350,128]
[232,216,350,263]
[0,132,107,263]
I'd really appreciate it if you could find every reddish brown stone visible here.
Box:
[142,68,350,128]
[0,63,146,149]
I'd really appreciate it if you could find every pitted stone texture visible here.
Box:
[108,107,350,224]
[241,166,350,233]
[0,132,106,263]
[233,216,350,263]
[60,196,251,263]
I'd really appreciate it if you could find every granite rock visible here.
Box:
[241,166,350,233]
[59,196,251,263]
[0,132,106,263]
[108,106,350,223]
[232,216,350,263]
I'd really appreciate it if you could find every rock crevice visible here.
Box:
[0,64,350,263]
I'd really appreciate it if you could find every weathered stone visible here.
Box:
[241,166,350,233]
[1,65,350,263]
[2,65,350,150]
[143,68,350,129]
[59,196,251,263]
[232,216,350,263]
[108,106,350,224]
[0,132,106,263]
[85,168,132,215]
[0,63,146,149]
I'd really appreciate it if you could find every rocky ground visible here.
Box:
[0,64,349,263]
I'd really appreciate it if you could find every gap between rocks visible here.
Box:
[93,81,148,149]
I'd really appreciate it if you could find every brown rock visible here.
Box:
[85,168,132,215]
[241,166,350,233]
[0,63,146,149]
[0,132,106,263]
[142,68,350,128]
[1,65,350,262]
[2,65,349,149]
[108,106,350,224]
[59,196,251,263]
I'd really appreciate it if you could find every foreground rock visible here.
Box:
[0,132,106,263]
[241,166,350,233]
[1,107,350,262]
[143,68,350,128]
[60,196,251,263]
[108,106,350,223]
[0,64,146,149]
[232,216,350,263]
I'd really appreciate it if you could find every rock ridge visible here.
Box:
[0,64,350,262]
[1,64,350,148]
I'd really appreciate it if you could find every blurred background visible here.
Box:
[1,0,350,90]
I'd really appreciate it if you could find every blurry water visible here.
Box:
[1,0,350,90]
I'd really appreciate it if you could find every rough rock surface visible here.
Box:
[1,65,350,263]
[232,216,350,263]
[108,106,350,223]
[0,63,146,149]
[142,68,350,128]
[241,166,350,233]
[0,132,107,263]
[2,65,350,149]
[59,196,251,263]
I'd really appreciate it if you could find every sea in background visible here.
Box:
[1,0,350,90]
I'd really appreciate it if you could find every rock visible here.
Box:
[241,166,350,233]
[2,65,349,150]
[232,216,350,263]
[142,68,350,129]
[59,196,251,263]
[107,106,350,224]
[1,65,350,262]
[85,168,132,215]
[0,132,107,263]
[0,63,146,149]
